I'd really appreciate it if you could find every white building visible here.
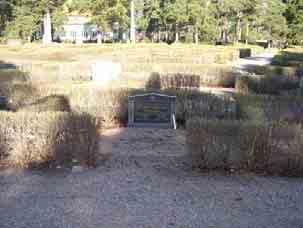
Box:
[55,16,98,43]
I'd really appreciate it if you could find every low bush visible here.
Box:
[199,68,236,87]
[239,48,251,58]
[235,76,257,94]
[69,88,237,128]
[0,37,7,44]
[161,74,201,89]
[1,82,237,128]
[244,65,299,79]
[142,66,236,89]
[0,112,98,168]
[236,94,303,124]
[0,69,28,83]
[146,73,201,90]
[0,82,39,110]
[235,75,299,95]
[19,95,71,112]
[164,89,237,122]
[272,51,303,67]
[145,72,162,90]
[187,118,303,176]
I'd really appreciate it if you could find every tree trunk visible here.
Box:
[245,22,249,45]
[194,27,199,44]
[222,17,228,44]
[238,24,242,41]
[175,24,179,43]
[43,8,52,44]
[130,0,136,43]
[235,17,240,44]
[165,30,168,42]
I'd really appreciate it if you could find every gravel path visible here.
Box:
[1,128,303,228]
[234,52,277,70]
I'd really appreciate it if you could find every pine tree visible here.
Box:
[285,0,303,44]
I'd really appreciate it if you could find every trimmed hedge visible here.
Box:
[235,75,299,95]
[146,72,201,90]
[70,88,238,128]
[236,94,303,124]
[0,82,39,111]
[272,51,303,67]
[19,95,71,112]
[243,65,301,78]
[187,118,303,176]
[142,67,236,89]
[0,112,98,168]
[239,48,251,58]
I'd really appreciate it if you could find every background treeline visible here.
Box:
[0,0,303,44]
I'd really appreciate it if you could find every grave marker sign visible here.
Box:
[128,93,176,129]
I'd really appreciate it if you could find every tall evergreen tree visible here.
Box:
[285,0,303,44]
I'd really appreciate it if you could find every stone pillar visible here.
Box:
[43,8,52,44]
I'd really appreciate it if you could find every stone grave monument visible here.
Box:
[128,93,177,129]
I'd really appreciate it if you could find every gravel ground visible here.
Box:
[1,128,303,228]
[235,52,277,70]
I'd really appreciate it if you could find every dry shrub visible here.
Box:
[244,65,299,79]
[19,95,71,112]
[144,69,234,90]
[0,112,98,168]
[235,76,256,94]
[0,69,28,83]
[199,68,236,87]
[272,51,303,67]
[0,82,38,110]
[164,89,237,122]
[70,88,131,128]
[187,118,303,176]
[236,94,303,124]
[236,75,299,95]
[69,88,237,128]
[145,72,161,90]
[214,51,238,64]
[239,49,252,58]
[161,74,200,89]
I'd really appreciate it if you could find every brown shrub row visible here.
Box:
[236,94,303,124]
[243,65,301,78]
[187,118,303,176]
[143,68,236,89]
[145,73,201,90]
[69,88,238,128]
[2,81,303,128]
[0,112,98,169]
[236,75,300,95]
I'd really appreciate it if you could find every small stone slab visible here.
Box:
[128,93,176,129]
